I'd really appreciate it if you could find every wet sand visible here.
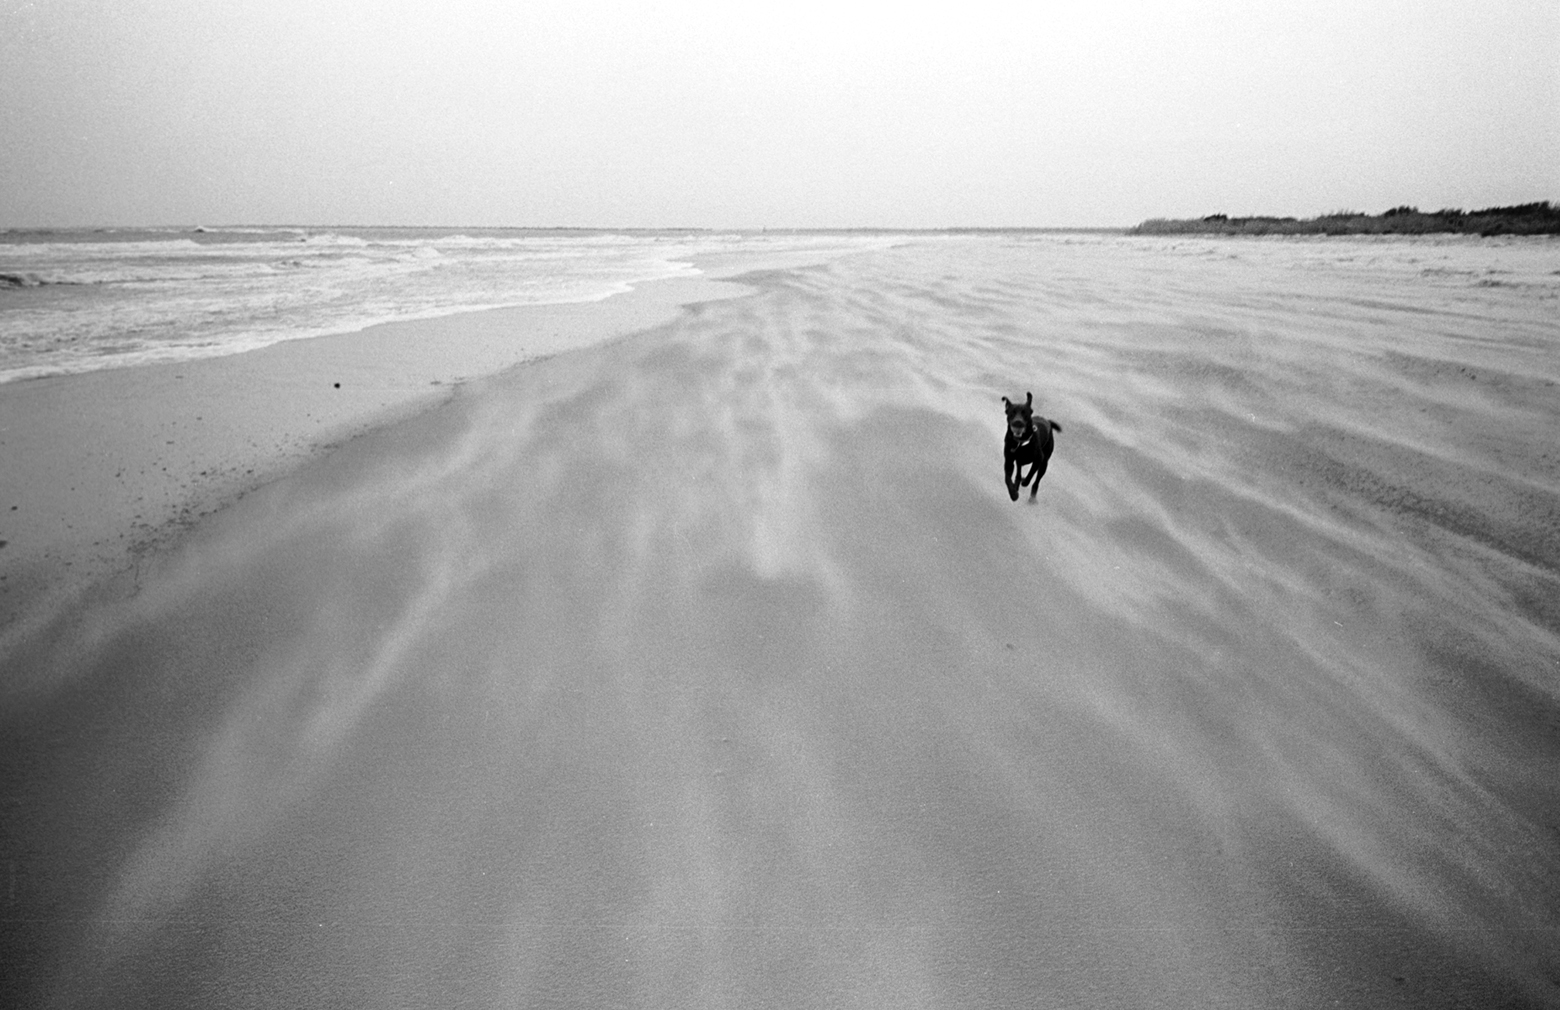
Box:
[0,272,758,632]
[3,235,1558,1007]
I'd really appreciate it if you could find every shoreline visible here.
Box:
[1,234,1555,1006]
[0,243,870,634]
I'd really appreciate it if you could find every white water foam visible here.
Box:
[0,228,890,383]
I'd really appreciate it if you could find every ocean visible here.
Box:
[0,226,890,384]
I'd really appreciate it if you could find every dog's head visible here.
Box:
[1002,391,1035,441]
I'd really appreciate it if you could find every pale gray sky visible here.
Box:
[3,0,1557,228]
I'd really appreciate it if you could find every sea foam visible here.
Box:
[0,228,885,383]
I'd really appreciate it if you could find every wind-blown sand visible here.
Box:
[0,269,762,630]
[3,235,1558,1008]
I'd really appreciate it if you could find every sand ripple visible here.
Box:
[3,235,1558,1008]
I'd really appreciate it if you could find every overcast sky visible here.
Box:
[3,0,1556,228]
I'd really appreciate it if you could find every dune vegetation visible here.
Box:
[1132,200,1560,236]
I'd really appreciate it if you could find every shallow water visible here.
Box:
[3,235,1558,1007]
[0,227,887,382]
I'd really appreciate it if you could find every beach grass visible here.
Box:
[1132,200,1560,236]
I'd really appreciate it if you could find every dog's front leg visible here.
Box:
[1029,455,1048,498]
[1004,455,1020,501]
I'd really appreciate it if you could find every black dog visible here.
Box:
[1002,392,1061,501]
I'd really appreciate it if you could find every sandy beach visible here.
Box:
[3,235,1558,1008]
[0,255,768,632]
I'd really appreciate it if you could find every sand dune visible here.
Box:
[3,236,1558,1007]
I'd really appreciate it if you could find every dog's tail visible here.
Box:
[1049,420,1062,433]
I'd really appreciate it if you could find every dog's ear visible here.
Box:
[1001,396,1013,408]
[1025,391,1032,407]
